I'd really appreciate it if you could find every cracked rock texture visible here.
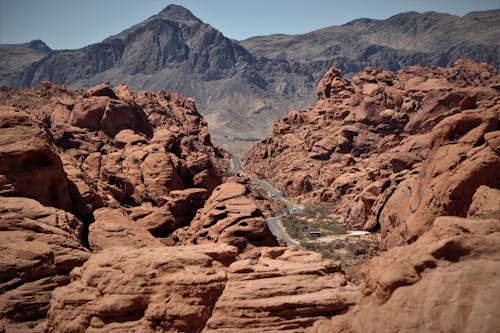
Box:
[0,197,90,332]
[204,247,357,332]
[45,245,357,333]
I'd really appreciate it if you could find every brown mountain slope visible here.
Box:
[242,10,500,66]
[243,59,500,249]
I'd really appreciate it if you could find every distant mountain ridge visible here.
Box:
[1,5,499,154]
[0,39,53,90]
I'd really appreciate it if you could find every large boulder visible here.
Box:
[170,182,279,251]
[46,244,238,333]
[88,208,162,251]
[205,247,357,332]
[467,185,500,220]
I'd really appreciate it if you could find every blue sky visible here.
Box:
[0,0,498,50]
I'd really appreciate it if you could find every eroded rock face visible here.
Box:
[307,216,500,333]
[45,244,357,333]
[0,82,229,331]
[205,247,357,332]
[88,208,162,251]
[467,185,500,220]
[170,181,279,251]
[46,244,238,333]
[0,197,90,332]
[0,107,72,211]
[244,59,500,248]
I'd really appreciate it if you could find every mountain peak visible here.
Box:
[26,40,53,54]
[9,39,53,54]
[158,4,200,23]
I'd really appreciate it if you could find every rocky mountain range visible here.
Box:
[0,40,52,90]
[1,5,499,154]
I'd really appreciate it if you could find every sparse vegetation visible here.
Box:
[75,173,85,179]
[280,203,379,283]
[281,203,345,240]
[132,157,141,164]
[25,235,35,241]
[301,240,356,260]
[26,322,36,329]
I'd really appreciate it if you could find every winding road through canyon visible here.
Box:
[230,157,300,246]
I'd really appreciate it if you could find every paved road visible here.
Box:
[230,157,300,246]
[251,177,301,213]
[230,156,242,173]
[266,217,299,246]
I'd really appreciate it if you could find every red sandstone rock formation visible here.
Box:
[244,59,500,248]
[45,244,356,333]
[88,208,162,251]
[0,82,230,331]
[170,181,279,251]
[1,60,498,332]
[0,106,72,211]
[46,244,237,333]
[204,246,357,332]
[0,82,226,218]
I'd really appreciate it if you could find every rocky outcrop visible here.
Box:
[45,244,357,333]
[46,244,238,333]
[0,81,228,331]
[307,216,500,333]
[0,81,226,223]
[0,106,72,211]
[132,187,208,237]
[0,105,91,332]
[0,197,90,332]
[88,208,162,251]
[244,59,500,248]
[205,247,357,332]
[169,181,279,251]
[467,185,500,220]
